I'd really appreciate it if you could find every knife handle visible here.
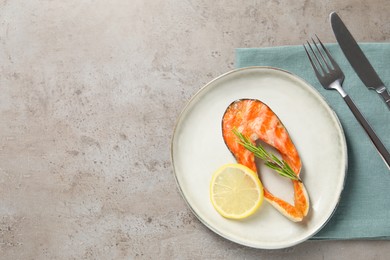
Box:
[377,86,390,109]
[344,95,390,170]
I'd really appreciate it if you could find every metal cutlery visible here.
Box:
[304,36,390,170]
[330,12,390,109]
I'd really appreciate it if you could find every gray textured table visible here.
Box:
[1,1,389,259]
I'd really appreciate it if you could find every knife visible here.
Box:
[330,12,390,109]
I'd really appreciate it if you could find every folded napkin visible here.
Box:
[236,43,390,240]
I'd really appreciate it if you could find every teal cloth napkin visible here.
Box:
[236,43,390,240]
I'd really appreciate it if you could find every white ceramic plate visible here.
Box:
[171,67,347,249]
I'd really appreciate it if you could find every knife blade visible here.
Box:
[330,12,390,109]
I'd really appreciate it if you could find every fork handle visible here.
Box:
[344,95,390,170]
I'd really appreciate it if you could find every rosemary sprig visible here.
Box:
[232,129,302,182]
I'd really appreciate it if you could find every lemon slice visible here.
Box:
[210,163,264,219]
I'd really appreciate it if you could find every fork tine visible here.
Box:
[315,34,341,71]
[311,37,332,72]
[305,40,326,76]
[303,43,322,79]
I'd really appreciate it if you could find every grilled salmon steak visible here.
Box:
[222,99,309,222]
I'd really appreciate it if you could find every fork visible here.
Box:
[304,35,390,170]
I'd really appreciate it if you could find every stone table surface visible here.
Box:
[1,0,389,259]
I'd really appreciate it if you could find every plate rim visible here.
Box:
[170,66,348,249]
